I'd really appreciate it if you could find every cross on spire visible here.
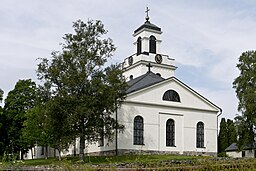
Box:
[145,6,150,21]
[146,63,152,72]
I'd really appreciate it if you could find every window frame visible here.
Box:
[149,35,156,54]
[196,122,204,148]
[162,90,181,102]
[137,37,142,55]
[166,119,175,147]
[133,115,144,145]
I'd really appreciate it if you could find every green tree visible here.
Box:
[234,115,254,150]
[21,82,72,160]
[233,50,256,149]
[218,118,228,153]
[226,119,237,147]
[218,118,237,154]
[21,107,42,159]
[3,79,37,158]
[0,88,3,102]
[0,88,7,156]
[37,19,127,161]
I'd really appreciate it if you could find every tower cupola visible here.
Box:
[133,7,162,55]
[122,7,177,80]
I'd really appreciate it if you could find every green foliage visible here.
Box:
[3,79,37,156]
[42,96,74,156]
[0,110,7,156]
[21,106,49,158]
[1,154,200,166]
[0,88,5,154]
[218,118,237,153]
[226,119,237,145]
[235,115,254,150]
[217,152,228,157]
[233,50,256,149]
[36,19,127,160]
[218,118,228,153]
[0,88,3,102]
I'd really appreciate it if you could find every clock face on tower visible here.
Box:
[155,54,162,64]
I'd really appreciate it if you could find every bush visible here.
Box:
[218,152,228,157]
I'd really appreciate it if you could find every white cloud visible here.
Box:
[1,0,255,119]
[194,86,239,120]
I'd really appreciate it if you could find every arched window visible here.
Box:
[166,119,175,147]
[134,116,144,145]
[196,122,204,148]
[163,90,181,102]
[149,35,156,54]
[137,37,142,55]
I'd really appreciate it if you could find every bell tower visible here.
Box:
[122,7,177,80]
[134,7,162,55]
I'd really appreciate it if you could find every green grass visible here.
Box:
[3,154,256,170]
[8,154,201,166]
[0,154,202,167]
[83,154,201,164]
[0,154,204,171]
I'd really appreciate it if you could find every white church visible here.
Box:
[24,12,221,159]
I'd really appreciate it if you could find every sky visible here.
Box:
[1,0,256,120]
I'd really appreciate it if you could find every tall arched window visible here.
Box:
[134,116,144,145]
[149,35,156,54]
[163,90,181,102]
[196,122,204,148]
[137,37,142,55]
[166,119,175,147]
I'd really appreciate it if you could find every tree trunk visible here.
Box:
[54,148,56,158]
[74,138,76,156]
[20,150,24,160]
[79,136,85,161]
[30,147,33,160]
[115,102,118,156]
[45,146,48,159]
[57,149,62,161]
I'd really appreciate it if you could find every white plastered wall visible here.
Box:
[117,78,219,154]
[133,28,162,54]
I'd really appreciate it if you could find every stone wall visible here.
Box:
[87,149,217,157]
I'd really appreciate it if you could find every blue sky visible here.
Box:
[1,0,256,119]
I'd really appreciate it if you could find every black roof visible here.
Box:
[225,143,256,151]
[225,143,238,152]
[126,71,164,94]
[126,71,221,112]
[134,20,161,34]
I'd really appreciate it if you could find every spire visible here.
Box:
[134,6,161,35]
[145,6,150,22]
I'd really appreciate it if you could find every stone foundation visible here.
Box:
[183,151,217,157]
[86,149,217,157]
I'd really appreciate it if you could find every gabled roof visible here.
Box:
[126,71,164,94]
[225,143,256,151]
[125,72,221,112]
[225,143,238,152]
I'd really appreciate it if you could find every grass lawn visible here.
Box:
[7,154,201,166]
[2,154,256,170]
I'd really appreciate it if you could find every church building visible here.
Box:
[24,11,221,159]
[86,10,221,156]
